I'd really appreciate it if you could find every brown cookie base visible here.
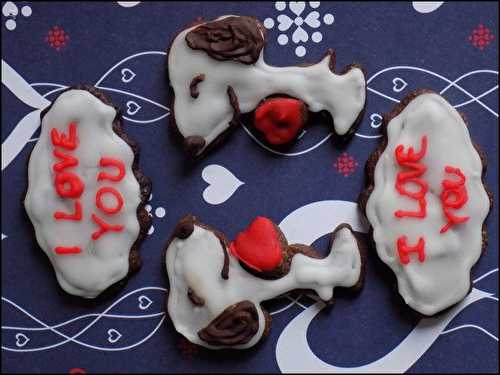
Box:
[358,89,492,317]
[22,85,152,303]
[166,16,367,159]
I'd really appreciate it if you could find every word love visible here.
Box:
[394,135,469,265]
[51,122,126,255]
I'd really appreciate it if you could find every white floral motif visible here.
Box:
[145,193,166,235]
[264,1,334,57]
[2,2,32,31]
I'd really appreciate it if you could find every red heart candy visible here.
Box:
[254,98,307,145]
[229,216,283,272]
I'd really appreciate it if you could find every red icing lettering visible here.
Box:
[440,166,470,233]
[97,158,125,182]
[51,122,78,150]
[95,187,124,215]
[54,200,83,221]
[394,135,428,219]
[55,172,84,199]
[55,246,81,255]
[397,236,425,265]
[53,149,78,172]
[49,122,129,249]
[91,213,124,240]
[229,217,283,272]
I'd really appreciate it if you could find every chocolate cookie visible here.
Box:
[23,85,151,299]
[164,215,363,349]
[359,90,491,316]
[166,15,367,158]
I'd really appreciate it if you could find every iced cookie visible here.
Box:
[24,86,151,299]
[164,215,363,349]
[167,15,367,157]
[359,90,491,316]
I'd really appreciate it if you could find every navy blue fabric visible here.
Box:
[1,1,498,373]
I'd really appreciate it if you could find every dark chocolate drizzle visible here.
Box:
[189,74,205,99]
[226,85,240,129]
[218,237,229,280]
[185,16,265,65]
[198,300,259,346]
[187,287,205,306]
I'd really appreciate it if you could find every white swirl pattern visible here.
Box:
[2,287,167,352]
[275,270,498,373]
[1,52,498,166]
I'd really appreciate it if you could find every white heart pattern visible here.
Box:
[120,68,136,83]
[370,113,383,128]
[107,328,122,343]
[126,100,141,115]
[292,26,309,44]
[392,77,408,93]
[15,333,29,347]
[202,164,244,205]
[304,11,320,28]
[289,1,306,16]
[277,14,293,31]
[138,295,153,310]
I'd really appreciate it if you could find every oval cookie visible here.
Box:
[362,90,490,316]
[24,86,151,299]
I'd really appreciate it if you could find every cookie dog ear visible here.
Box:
[185,16,265,64]
[198,300,260,346]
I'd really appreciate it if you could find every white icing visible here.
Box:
[365,93,490,316]
[24,89,142,299]
[168,15,366,154]
[165,223,361,349]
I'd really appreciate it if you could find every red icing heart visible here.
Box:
[254,98,307,145]
[229,216,283,272]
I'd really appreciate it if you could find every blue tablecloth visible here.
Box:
[1,1,498,373]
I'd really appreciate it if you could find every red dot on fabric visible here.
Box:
[69,367,86,374]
